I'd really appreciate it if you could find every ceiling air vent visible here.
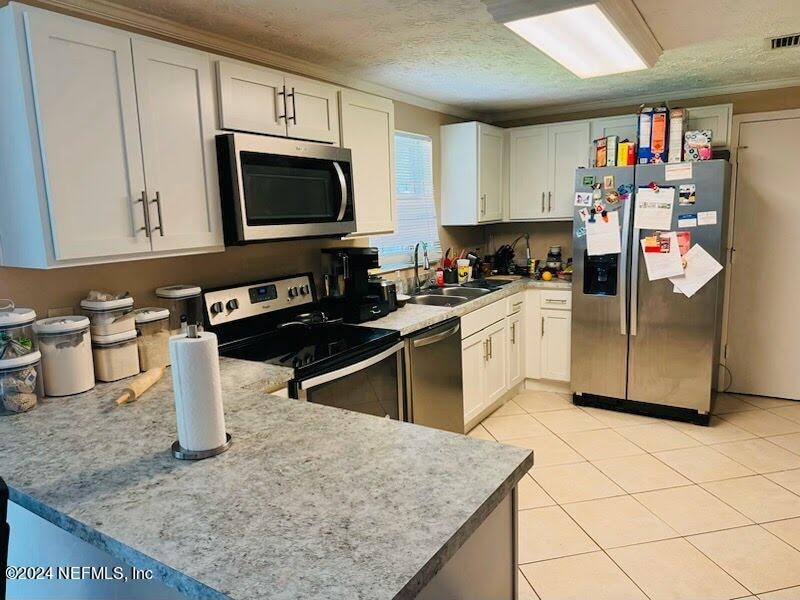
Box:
[768,33,800,50]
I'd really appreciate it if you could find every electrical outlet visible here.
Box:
[47,306,74,318]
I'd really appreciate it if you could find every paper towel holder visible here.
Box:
[171,433,232,460]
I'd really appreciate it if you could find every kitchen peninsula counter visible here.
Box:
[0,358,532,600]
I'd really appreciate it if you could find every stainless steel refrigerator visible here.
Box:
[571,160,730,424]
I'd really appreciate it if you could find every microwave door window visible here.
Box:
[240,152,340,224]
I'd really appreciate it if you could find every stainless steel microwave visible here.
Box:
[216,133,355,243]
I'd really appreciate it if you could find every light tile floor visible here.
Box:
[468,391,800,600]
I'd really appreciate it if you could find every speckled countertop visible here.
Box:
[0,358,532,600]
[362,278,572,336]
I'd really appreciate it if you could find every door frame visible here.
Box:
[719,108,800,389]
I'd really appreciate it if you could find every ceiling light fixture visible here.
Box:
[484,0,662,79]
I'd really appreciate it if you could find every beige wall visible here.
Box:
[484,222,573,264]
[0,100,472,316]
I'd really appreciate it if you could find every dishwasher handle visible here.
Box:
[412,323,460,348]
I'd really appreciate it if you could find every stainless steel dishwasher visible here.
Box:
[404,318,464,433]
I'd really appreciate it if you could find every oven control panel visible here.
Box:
[204,274,314,325]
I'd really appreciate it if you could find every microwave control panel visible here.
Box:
[204,275,314,325]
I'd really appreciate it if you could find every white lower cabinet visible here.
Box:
[461,316,507,424]
[525,289,572,383]
[484,321,508,406]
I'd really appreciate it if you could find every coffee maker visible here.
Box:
[320,247,392,323]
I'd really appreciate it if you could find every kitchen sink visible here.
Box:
[425,287,492,298]
[407,294,470,307]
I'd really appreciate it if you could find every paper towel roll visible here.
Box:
[169,331,227,452]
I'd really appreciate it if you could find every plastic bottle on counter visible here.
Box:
[34,316,95,397]
[133,307,171,371]
[0,302,38,360]
[92,330,140,382]
[155,285,203,334]
[0,350,43,414]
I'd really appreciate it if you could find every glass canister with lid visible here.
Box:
[92,330,140,382]
[80,294,135,336]
[0,350,43,414]
[155,285,203,334]
[0,300,37,360]
[133,307,171,371]
[35,316,95,397]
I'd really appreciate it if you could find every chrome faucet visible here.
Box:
[414,242,430,292]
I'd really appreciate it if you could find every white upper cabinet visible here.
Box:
[21,9,150,261]
[217,61,287,137]
[132,38,222,252]
[285,76,340,144]
[589,115,638,144]
[339,89,396,236]
[509,126,548,220]
[507,121,589,221]
[217,60,340,145]
[548,121,590,219]
[442,121,504,225]
[685,104,733,147]
[0,4,223,268]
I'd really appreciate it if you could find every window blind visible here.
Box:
[370,131,442,269]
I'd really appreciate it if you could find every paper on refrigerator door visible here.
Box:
[634,187,675,230]
[586,210,621,256]
[641,231,684,280]
[669,244,723,298]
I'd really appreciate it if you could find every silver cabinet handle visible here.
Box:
[545,298,567,304]
[480,193,486,215]
[488,336,493,359]
[151,191,164,236]
[511,323,516,344]
[483,339,489,362]
[548,191,552,212]
[541,316,545,337]
[136,190,151,238]
[513,301,523,311]
[286,86,297,124]
[333,162,348,221]
[541,191,545,212]
[277,87,287,122]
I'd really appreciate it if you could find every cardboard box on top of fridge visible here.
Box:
[594,137,607,167]
[684,130,713,161]
[617,141,636,166]
[637,107,669,164]
[668,108,687,163]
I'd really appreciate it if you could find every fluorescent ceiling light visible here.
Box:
[505,3,649,78]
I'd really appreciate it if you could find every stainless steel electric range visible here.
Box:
[203,273,404,420]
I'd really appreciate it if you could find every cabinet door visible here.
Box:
[462,333,487,423]
[686,104,732,147]
[217,60,287,137]
[340,90,395,236]
[525,290,542,380]
[589,116,637,145]
[507,313,524,388]
[485,320,508,405]
[132,39,223,252]
[285,76,340,144]
[547,121,590,219]
[478,124,504,222]
[509,126,549,220]
[24,10,150,260]
[541,310,571,382]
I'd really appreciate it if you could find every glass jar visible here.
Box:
[80,296,135,336]
[155,285,203,334]
[133,307,171,371]
[0,302,37,360]
[0,350,43,414]
[35,316,95,397]
[92,330,140,382]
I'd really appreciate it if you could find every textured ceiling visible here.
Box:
[105,0,800,114]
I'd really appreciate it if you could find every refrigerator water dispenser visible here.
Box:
[583,253,617,296]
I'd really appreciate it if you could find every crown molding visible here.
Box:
[10,0,480,120]
[485,76,800,123]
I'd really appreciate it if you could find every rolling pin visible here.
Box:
[115,367,165,405]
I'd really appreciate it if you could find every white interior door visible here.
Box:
[285,76,340,144]
[132,38,222,252]
[339,89,395,236]
[217,60,287,137]
[24,10,150,260]
[726,116,800,400]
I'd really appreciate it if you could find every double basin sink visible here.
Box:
[407,286,491,307]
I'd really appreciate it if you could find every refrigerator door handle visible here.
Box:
[618,193,633,336]
[630,226,641,336]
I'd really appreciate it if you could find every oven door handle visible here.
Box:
[298,342,403,390]
[333,161,348,222]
